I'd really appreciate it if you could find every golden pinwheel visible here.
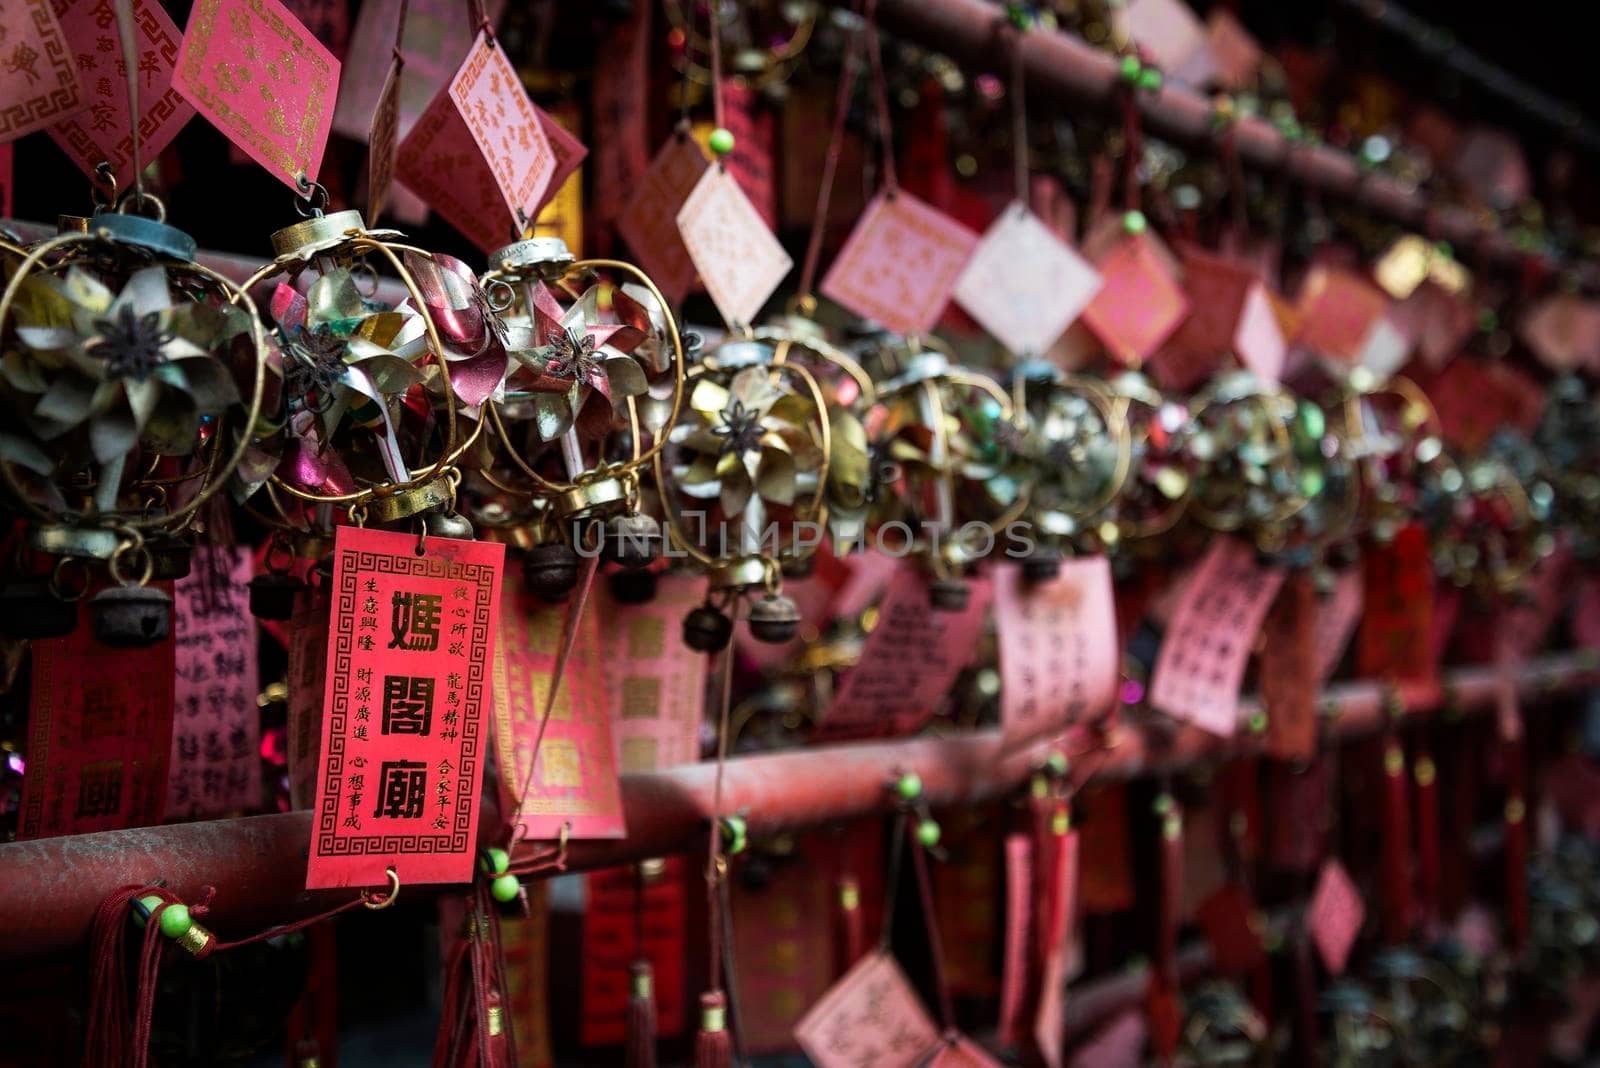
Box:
[505,283,652,443]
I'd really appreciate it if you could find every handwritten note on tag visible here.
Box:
[792,952,941,1068]
[174,0,339,188]
[820,568,992,739]
[953,202,1101,357]
[48,0,194,186]
[821,189,979,336]
[168,547,261,818]
[493,571,624,840]
[617,135,709,304]
[0,0,83,144]
[1309,859,1364,974]
[993,559,1117,746]
[598,574,707,773]
[397,30,555,252]
[305,526,504,889]
[1149,539,1284,736]
[1082,235,1190,366]
[18,592,174,838]
[676,164,792,328]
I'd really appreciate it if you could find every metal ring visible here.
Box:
[294,178,331,218]
[49,557,93,602]
[363,866,401,910]
[109,537,155,588]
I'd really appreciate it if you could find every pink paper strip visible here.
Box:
[993,559,1118,747]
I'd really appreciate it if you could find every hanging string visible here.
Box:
[863,0,897,194]
[112,0,143,204]
[704,624,738,994]
[1119,88,1143,214]
[796,9,867,304]
[469,0,491,38]
[393,0,410,64]
[877,810,908,953]
[506,551,602,850]
[1009,25,1030,210]
[707,0,726,135]
[907,822,957,1032]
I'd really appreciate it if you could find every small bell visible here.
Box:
[683,603,733,653]
[1022,549,1063,583]
[248,572,306,621]
[523,543,580,602]
[425,510,476,541]
[148,541,193,582]
[604,512,661,569]
[0,580,80,639]
[928,577,970,613]
[609,567,658,605]
[90,585,173,647]
[746,594,800,644]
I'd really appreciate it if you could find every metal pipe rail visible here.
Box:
[0,654,1592,961]
[863,0,1587,280]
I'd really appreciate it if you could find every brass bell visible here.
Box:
[523,543,580,602]
[248,572,306,621]
[425,510,476,541]
[746,594,800,644]
[148,541,193,582]
[90,585,173,647]
[609,567,658,605]
[0,580,80,639]
[928,577,970,613]
[683,603,733,653]
[1021,549,1062,583]
[603,512,661,569]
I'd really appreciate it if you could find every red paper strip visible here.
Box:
[1312,567,1364,681]
[1414,749,1441,930]
[598,573,707,773]
[286,585,330,809]
[934,811,1002,997]
[1079,784,1136,913]
[19,590,175,838]
[581,860,688,1045]
[48,0,195,187]
[168,545,261,818]
[396,30,556,252]
[1356,524,1435,685]
[1149,538,1284,735]
[731,835,838,1053]
[820,189,979,337]
[1379,738,1413,943]
[993,559,1118,747]
[501,887,553,1067]
[304,525,504,889]
[792,952,941,1068]
[820,568,992,739]
[1308,858,1364,974]
[173,0,339,188]
[1,141,11,216]
[1261,572,1318,763]
[1197,883,1266,976]
[493,571,624,841]
[586,0,648,256]
[1266,759,1327,873]
[366,58,401,219]
[997,833,1033,1048]
[0,0,84,143]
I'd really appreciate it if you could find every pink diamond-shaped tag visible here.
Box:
[953,202,1102,357]
[48,0,195,187]
[1081,234,1190,366]
[173,0,339,189]
[397,31,555,252]
[1295,266,1391,362]
[618,134,709,304]
[0,0,84,144]
[1234,282,1287,384]
[821,189,979,336]
[793,952,940,1068]
[926,1036,1005,1067]
[676,165,793,328]
[1309,858,1365,975]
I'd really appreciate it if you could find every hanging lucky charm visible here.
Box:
[0,193,267,644]
[478,236,687,601]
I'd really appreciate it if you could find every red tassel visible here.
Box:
[433,887,516,1068]
[85,885,171,1068]
[1505,738,1529,952]
[1380,738,1413,944]
[1155,794,1183,988]
[835,876,865,975]
[625,961,658,1068]
[694,991,732,1068]
[1413,749,1441,932]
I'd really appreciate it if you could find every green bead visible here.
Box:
[895,772,923,800]
[916,819,942,848]
[1477,308,1498,333]
[490,873,521,903]
[481,847,510,875]
[1247,711,1269,734]
[1045,751,1069,777]
[721,814,748,854]
[1137,67,1163,92]
[708,127,736,157]
[131,894,165,928]
[1152,793,1174,816]
[1118,55,1142,83]
[158,903,193,939]
[1122,210,1147,235]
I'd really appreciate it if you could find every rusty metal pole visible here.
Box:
[0,655,1590,961]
